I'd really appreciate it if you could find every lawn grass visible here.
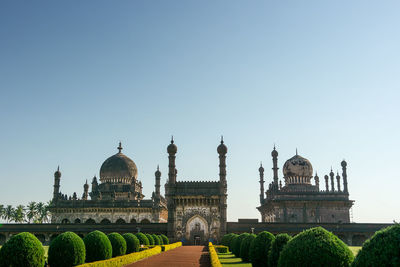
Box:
[218,252,252,267]
[349,246,361,256]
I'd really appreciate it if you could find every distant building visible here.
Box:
[257,147,353,223]
[48,142,167,224]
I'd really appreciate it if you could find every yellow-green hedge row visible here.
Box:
[78,246,162,267]
[208,242,222,267]
[162,242,182,251]
[213,245,229,253]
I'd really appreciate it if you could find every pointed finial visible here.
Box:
[296,148,298,155]
[315,171,318,176]
[157,165,159,171]
[117,141,122,153]
[57,165,60,171]
[86,179,88,184]
[260,161,263,167]
[171,135,174,144]
[221,135,224,144]
[273,143,276,150]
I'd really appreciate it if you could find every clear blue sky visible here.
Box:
[0,1,399,223]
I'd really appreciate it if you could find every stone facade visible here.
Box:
[257,147,353,223]
[48,143,168,224]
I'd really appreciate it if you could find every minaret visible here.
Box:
[166,136,178,241]
[314,172,320,191]
[324,175,329,191]
[271,145,279,189]
[336,172,341,192]
[53,166,61,201]
[217,136,228,236]
[330,168,335,192]
[155,165,161,198]
[82,180,89,200]
[341,160,348,193]
[259,162,265,204]
[167,136,177,184]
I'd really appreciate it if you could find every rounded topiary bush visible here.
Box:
[146,234,155,245]
[228,234,238,251]
[240,234,256,262]
[123,233,140,253]
[107,233,127,257]
[152,234,161,245]
[48,231,85,267]
[268,233,292,267]
[160,234,169,245]
[352,224,400,267]
[83,230,112,263]
[249,231,275,267]
[221,233,236,247]
[135,233,149,245]
[0,232,45,267]
[157,235,164,245]
[278,227,354,267]
[232,233,250,257]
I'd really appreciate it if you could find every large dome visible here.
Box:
[283,154,313,178]
[100,144,138,184]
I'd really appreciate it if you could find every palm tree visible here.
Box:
[0,204,4,220]
[4,205,14,223]
[36,202,50,223]
[13,205,25,223]
[26,202,37,223]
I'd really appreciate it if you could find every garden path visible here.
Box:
[125,246,211,267]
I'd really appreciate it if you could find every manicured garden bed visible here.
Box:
[217,252,251,267]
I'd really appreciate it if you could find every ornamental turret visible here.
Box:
[259,162,265,204]
[325,175,329,191]
[53,166,61,201]
[271,146,279,189]
[341,160,348,193]
[167,136,177,184]
[314,172,320,190]
[82,180,89,200]
[155,165,161,198]
[217,136,227,185]
[336,172,341,192]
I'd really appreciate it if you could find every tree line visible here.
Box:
[0,201,51,223]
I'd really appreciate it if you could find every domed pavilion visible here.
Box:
[48,142,167,224]
[257,147,353,223]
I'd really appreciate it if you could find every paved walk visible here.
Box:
[125,246,211,267]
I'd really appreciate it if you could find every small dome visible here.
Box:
[167,138,177,154]
[155,166,161,177]
[341,160,347,167]
[283,154,313,178]
[100,147,138,184]
[54,166,61,178]
[258,163,264,172]
[217,140,227,155]
[271,148,278,157]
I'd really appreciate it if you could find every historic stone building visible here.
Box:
[165,137,227,245]
[257,147,353,223]
[48,142,168,224]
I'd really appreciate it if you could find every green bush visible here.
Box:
[135,233,150,246]
[352,224,400,267]
[107,233,127,257]
[146,234,155,245]
[228,234,238,251]
[240,234,256,262]
[268,233,292,267]
[160,234,169,245]
[152,234,161,245]
[214,245,229,253]
[123,233,140,253]
[0,232,45,267]
[232,233,250,257]
[220,233,236,247]
[249,231,275,267]
[157,235,164,245]
[83,230,112,263]
[48,231,86,267]
[278,227,354,267]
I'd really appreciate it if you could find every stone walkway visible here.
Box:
[125,246,211,267]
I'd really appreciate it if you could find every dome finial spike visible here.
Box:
[273,143,276,150]
[171,135,174,144]
[57,165,60,171]
[118,141,122,153]
[221,135,224,144]
[157,165,159,171]
[260,161,263,167]
[296,148,298,155]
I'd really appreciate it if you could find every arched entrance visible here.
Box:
[185,215,208,245]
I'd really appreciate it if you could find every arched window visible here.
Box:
[85,218,96,224]
[61,218,70,224]
[115,218,126,224]
[130,218,137,224]
[140,219,150,224]
[74,218,81,224]
[100,218,111,224]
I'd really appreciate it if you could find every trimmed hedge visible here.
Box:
[78,245,162,267]
[240,234,256,262]
[157,235,164,245]
[48,231,86,267]
[352,224,400,267]
[214,245,229,253]
[161,242,182,252]
[135,233,149,246]
[160,234,169,245]
[278,227,354,267]
[145,234,155,245]
[107,233,127,257]
[0,232,45,267]
[249,231,275,267]
[232,233,250,257]
[122,233,140,253]
[83,230,112,263]
[268,233,292,267]
[152,234,161,245]
[228,234,238,251]
[220,233,236,247]
[209,242,222,267]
